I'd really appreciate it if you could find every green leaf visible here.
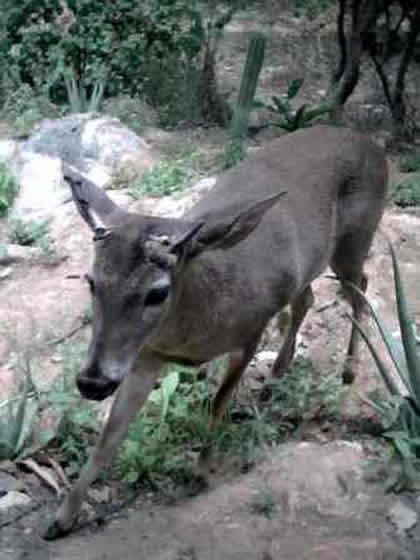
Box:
[389,240,420,403]
[347,312,402,396]
[286,78,303,100]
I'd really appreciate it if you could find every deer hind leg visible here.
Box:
[330,236,370,385]
[271,285,314,378]
[45,356,161,539]
[197,339,261,480]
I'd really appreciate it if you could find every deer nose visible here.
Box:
[77,372,119,401]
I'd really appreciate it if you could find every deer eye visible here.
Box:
[144,281,170,306]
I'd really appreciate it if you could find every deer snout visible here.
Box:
[76,369,119,401]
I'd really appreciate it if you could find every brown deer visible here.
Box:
[45,126,388,539]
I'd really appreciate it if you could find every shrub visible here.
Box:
[1,0,204,105]
[0,163,19,216]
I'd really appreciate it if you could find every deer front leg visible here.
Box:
[44,355,162,540]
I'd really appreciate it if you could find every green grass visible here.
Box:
[128,153,199,199]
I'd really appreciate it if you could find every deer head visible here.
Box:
[64,166,284,401]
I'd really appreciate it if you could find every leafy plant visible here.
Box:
[61,66,106,114]
[8,218,50,246]
[128,154,199,198]
[349,240,420,491]
[116,358,343,487]
[254,79,331,133]
[391,177,420,207]
[0,375,35,460]
[399,152,420,173]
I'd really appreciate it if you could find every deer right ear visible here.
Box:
[63,165,124,240]
[173,191,286,260]
[144,192,286,267]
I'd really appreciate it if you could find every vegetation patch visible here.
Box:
[129,153,199,198]
[391,177,420,208]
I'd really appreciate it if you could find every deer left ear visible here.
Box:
[144,192,285,267]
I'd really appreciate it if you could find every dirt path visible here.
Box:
[7,442,417,560]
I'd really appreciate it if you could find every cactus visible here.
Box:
[224,32,266,168]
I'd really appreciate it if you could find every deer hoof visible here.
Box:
[43,519,74,541]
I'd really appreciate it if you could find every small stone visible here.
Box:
[0,472,24,493]
[256,351,278,364]
[0,267,11,280]
[88,486,112,503]
[388,500,418,534]
[0,491,31,510]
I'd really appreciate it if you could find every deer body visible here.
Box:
[46,126,388,539]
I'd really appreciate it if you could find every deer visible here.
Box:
[45,125,388,539]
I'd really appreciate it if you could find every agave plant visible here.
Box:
[349,240,420,491]
[253,78,331,133]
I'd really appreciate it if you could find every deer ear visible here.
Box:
[145,192,286,267]
[63,164,124,240]
[173,191,286,259]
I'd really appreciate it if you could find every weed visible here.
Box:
[128,154,199,199]
[399,152,420,173]
[0,163,19,217]
[249,487,277,519]
[391,177,420,207]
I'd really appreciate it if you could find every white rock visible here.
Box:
[388,500,418,534]
[0,140,19,164]
[12,151,66,221]
[0,490,31,510]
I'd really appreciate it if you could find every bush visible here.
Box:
[0,0,204,105]
[0,163,19,216]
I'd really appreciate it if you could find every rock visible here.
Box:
[388,500,418,534]
[134,176,217,218]
[0,140,19,164]
[24,113,157,182]
[11,151,66,222]
[0,472,24,494]
[0,491,31,511]
[0,267,12,280]
[88,487,112,504]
